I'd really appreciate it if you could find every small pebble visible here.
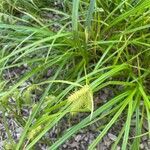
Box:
[116,146,121,150]
[75,135,82,142]
[108,133,117,141]
[140,143,144,149]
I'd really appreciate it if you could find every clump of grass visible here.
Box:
[0,0,150,149]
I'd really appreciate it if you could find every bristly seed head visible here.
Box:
[68,85,94,118]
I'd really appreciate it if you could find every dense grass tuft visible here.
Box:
[0,0,150,149]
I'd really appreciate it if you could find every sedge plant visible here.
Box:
[0,0,150,149]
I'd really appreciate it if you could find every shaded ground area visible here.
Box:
[0,80,149,149]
